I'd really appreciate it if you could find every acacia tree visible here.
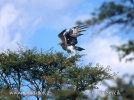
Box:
[0,47,114,100]
[77,0,134,61]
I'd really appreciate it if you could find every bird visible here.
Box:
[58,29,78,46]
[58,25,86,57]
[58,29,77,55]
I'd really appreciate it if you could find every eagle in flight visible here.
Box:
[58,25,86,57]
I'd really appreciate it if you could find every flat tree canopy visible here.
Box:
[0,47,114,100]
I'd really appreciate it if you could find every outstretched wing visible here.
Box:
[70,25,87,34]
[58,29,66,43]
[65,25,87,45]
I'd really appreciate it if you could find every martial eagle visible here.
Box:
[58,25,86,57]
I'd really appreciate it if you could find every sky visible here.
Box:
[0,0,134,99]
[0,0,102,50]
[0,0,134,78]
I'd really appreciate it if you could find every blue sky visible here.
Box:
[0,0,134,99]
[0,0,134,77]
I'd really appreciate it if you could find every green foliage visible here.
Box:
[0,47,113,100]
[98,2,124,20]
[112,40,134,62]
[77,0,134,28]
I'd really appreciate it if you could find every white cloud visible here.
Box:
[0,0,89,35]
[10,0,81,11]
[0,3,41,51]
[81,28,134,76]
[0,4,18,27]
[32,0,81,11]
[0,4,21,51]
